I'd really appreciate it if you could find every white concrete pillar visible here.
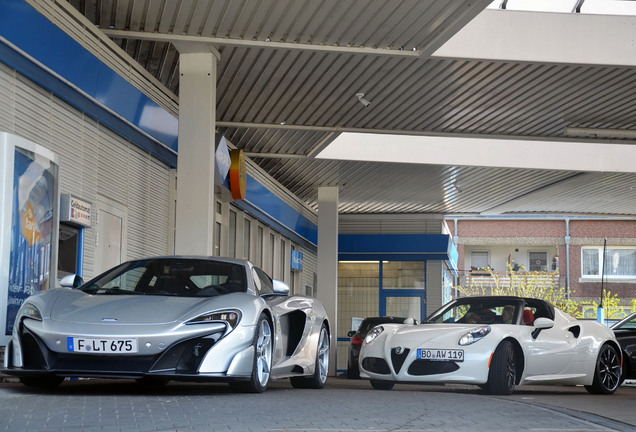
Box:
[317,186,338,375]
[173,43,220,256]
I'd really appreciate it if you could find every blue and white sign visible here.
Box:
[1,134,59,338]
[215,136,231,185]
[291,250,304,271]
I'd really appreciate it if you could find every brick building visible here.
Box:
[448,217,636,316]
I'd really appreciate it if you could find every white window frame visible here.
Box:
[470,250,490,270]
[581,246,636,281]
[528,251,548,272]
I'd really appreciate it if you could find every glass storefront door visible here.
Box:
[337,260,426,373]
[381,261,426,320]
[384,294,423,321]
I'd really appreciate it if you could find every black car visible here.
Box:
[346,316,415,378]
[611,312,636,382]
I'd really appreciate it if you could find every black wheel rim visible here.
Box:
[599,346,621,392]
[505,346,516,390]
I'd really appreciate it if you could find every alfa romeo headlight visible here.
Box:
[186,310,241,329]
[18,303,42,321]
[458,326,491,346]
[365,325,384,344]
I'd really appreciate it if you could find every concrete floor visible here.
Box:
[1,376,634,431]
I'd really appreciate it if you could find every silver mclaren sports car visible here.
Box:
[3,256,330,393]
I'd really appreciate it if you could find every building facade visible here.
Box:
[451,217,636,318]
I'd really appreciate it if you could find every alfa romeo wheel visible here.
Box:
[585,343,621,395]
[346,361,360,379]
[487,340,516,395]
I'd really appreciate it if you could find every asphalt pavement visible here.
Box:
[0,376,635,432]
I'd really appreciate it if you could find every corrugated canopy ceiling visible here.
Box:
[65,0,636,216]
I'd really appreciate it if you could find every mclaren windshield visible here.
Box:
[80,258,247,297]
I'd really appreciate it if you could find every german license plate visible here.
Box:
[67,337,138,354]
[417,348,464,362]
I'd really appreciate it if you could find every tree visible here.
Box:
[458,263,583,317]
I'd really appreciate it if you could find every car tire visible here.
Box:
[19,375,64,388]
[291,323,330,389]
[346,362,359,379]
[370,379,394,390]
[231,313,273,393]
[487,340,516,395]
[585,343,621,395]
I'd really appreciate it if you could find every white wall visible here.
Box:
[0,63,172,280]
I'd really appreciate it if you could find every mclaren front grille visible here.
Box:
[18,325,222,375]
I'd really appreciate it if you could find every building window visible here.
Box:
[582,247,636,278]
[229,209,237,258]
[470,251,489,270]
[280,239,286,280]
[214,201,222,257]
[290,245,296,294]
[529,251,548,272]
[244,218,251,260]
[256,226,263,267]
[214,222,221,256]
[270,233,275,276]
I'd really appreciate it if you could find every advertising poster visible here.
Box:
[5,148,57,335]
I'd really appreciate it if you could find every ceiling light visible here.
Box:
[564,127,636,139]
[356,93,371,107]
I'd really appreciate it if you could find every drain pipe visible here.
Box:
[565,218,571,301]
[453,218,459,297]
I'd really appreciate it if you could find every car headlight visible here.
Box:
[18,303,42,321]
[186,310,241,329]
[365,325,384,344]
[458,326,490,346]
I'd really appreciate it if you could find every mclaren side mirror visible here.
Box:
[272,279,290,295]
[347,330,356,337]
[60,274,84,289]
